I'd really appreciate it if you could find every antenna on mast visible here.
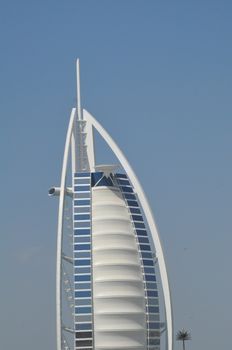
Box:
[76,58,82,120]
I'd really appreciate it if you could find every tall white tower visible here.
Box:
[49,60,173,350]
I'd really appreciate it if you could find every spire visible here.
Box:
[76,58,82,121]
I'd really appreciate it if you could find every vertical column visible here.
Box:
[73,172,93,350]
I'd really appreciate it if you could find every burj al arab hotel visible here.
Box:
[49,60,173,350]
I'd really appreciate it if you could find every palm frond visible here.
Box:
[176,329,191,341]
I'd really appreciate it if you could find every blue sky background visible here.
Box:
[0,1,231,349]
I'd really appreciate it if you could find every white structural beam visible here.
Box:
[83,109,173,350]
[56,108,76,350]
[85,118,96,171]
[71,131,77,173]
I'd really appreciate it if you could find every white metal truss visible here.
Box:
[55,108,75,350]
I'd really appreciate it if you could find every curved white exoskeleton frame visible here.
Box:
[83,109,173,350]
[56,109,173,350]
[56,108,76,350]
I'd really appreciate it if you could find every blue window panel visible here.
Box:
[75,251,91,259]
[138,236,149,244]
[149,338,160,346]
[75,282,91,290]
[121,186,133,193]
[75,298,92,306]
[75,331,93,339]
[147,290,158,298]
[74,221,90,228]
[148,314,160,322]
[74,312,91,323]
[74,228,91,236]
[124,193,136,200]
[74,244,91,251]
[74,259,91,266]
[75,315,92,323]
[149,322,160,330]
[74,192,90,199]
[75,267,91,274]
[134,222,146,229]
[148,306,159,314]
[75,274,91,282]
[74,207,90,213]
[147,298,159,306]
[75,323,92,331]
[132,214,143,221]
[140,244,151,251]
[115,173,127,179]
[136,229,147,236]
[91,172,103,186]
[91,172,114,187]
[74,178,90,184]
[118,179,130,186]
[74,214,91,221]
[75,339,92,347]
[143,259,154,266]
[74,236,91,243]
[144,267,155,274]
[127,200,139,207]
[74,172,90,178]
[75,291,91,298]
[145,274,156,282]
[75,332,93,340]
[74,186,90,192]
[75,307,92,314]
[146,282,157,290]
[130,207,141,214]
[141,252,153,259]
[149,330,160,337]
[75,315,92,324]
[74,199,90,206]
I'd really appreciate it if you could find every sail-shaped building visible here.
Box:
[49,60,173,350]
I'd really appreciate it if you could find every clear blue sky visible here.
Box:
[0,1,231,349]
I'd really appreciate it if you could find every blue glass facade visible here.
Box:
[116,173,160,350]
[73,172,93,350]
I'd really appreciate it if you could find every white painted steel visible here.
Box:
[56,108,75,350]
[71,131,77,173]
[85,118,96,171]
[83,109,173,350]
[92,186,147,350]
[76,59,82,121]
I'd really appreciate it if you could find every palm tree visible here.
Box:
[176,329,191,350]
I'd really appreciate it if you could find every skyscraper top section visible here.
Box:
[50,59,173,350]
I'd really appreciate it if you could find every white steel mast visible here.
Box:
[76,58,82,121]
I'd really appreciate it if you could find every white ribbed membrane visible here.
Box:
[92,187,147,350]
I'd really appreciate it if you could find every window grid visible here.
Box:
[116,173,160,348]
[73,172,93,350]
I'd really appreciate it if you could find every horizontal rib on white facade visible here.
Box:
[92,186,147,350]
